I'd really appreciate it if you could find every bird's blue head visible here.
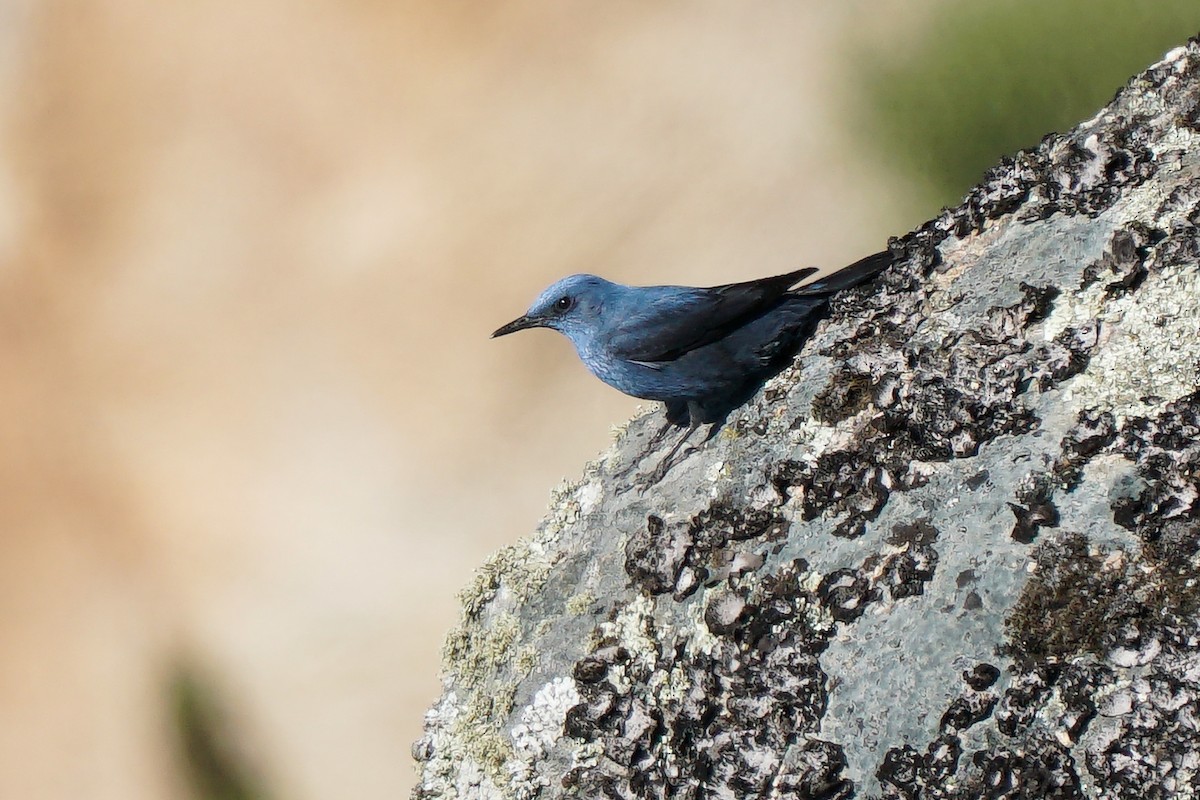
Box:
[491,274,617,348]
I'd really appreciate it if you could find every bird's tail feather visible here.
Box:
[793,250,893,296]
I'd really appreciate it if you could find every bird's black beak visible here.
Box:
[491,315,543,338]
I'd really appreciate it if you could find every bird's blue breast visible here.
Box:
[575,337,736,403]
[576,340,668,400]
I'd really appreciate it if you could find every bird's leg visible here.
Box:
[643,401,707,486]
[614,422,676,484]
[650,420,701,477]
[613,401,686,485]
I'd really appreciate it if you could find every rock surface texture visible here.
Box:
[414,42,1200,800]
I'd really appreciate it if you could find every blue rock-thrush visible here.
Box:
[492,250,892,478]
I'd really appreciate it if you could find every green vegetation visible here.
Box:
[171,668,270,800]
[856,1,1200,210]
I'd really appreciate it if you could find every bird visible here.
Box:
[492,249,892,481]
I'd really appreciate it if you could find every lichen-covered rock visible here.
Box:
[414,41,1200,800]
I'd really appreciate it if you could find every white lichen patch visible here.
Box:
[799,594,837,636]
[573,479,604,516]
[802,570,826,594]
[545,482,585,532]
[705,459,730,484]
[1149,123,1200,159]
[650,661,694,705]
[788,417,842,458]
[506,677,582,796]
[683,596,721,659]
[1046,260,1200,422]
[598,593,660,672]
[1072,134,1109,193]
[1163,45,1191,65]
[426,528,567,798]
[414,690,508,800]
[453,758,505,800]
[1094,678,1136,718]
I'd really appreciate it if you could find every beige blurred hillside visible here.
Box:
[0,3,913,798]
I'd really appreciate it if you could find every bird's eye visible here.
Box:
[554,296,573,312]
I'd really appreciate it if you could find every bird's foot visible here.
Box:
[612,417,676,484]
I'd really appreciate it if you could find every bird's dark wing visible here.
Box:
[607,267,819,363]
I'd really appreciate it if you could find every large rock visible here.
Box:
[413,41,1200,799]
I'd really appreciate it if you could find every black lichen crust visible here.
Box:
[977,210,1195,546]
[571,540,942,800]
[625,502,789,600]
[880,711,1090,799]
[1113,390,1200,546]
[810,367,875,425]
[1001,392,1200,662]
[565,558,847,800]
[1049,408,1118,491]
[877,392,1200,799]
[1007,472,1061,544]
[1004,531,1141,662]
[773,278,1095,540]
[928,395,1200,799]
[1078,225,1160,295]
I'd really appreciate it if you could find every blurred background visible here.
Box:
[0,1,1195,798]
